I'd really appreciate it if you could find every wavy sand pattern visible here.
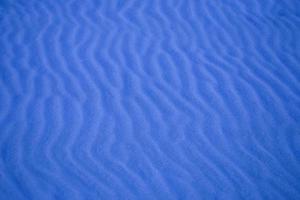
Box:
[0,0,300,199]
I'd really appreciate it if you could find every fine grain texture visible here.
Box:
[0,0,300,199]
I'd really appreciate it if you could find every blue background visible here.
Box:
[0,0,300,199]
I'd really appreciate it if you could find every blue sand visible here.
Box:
[0,0,300,199]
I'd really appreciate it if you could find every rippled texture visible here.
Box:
[0,0,300,199]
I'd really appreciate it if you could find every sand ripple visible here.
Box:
[0,0,300,199]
